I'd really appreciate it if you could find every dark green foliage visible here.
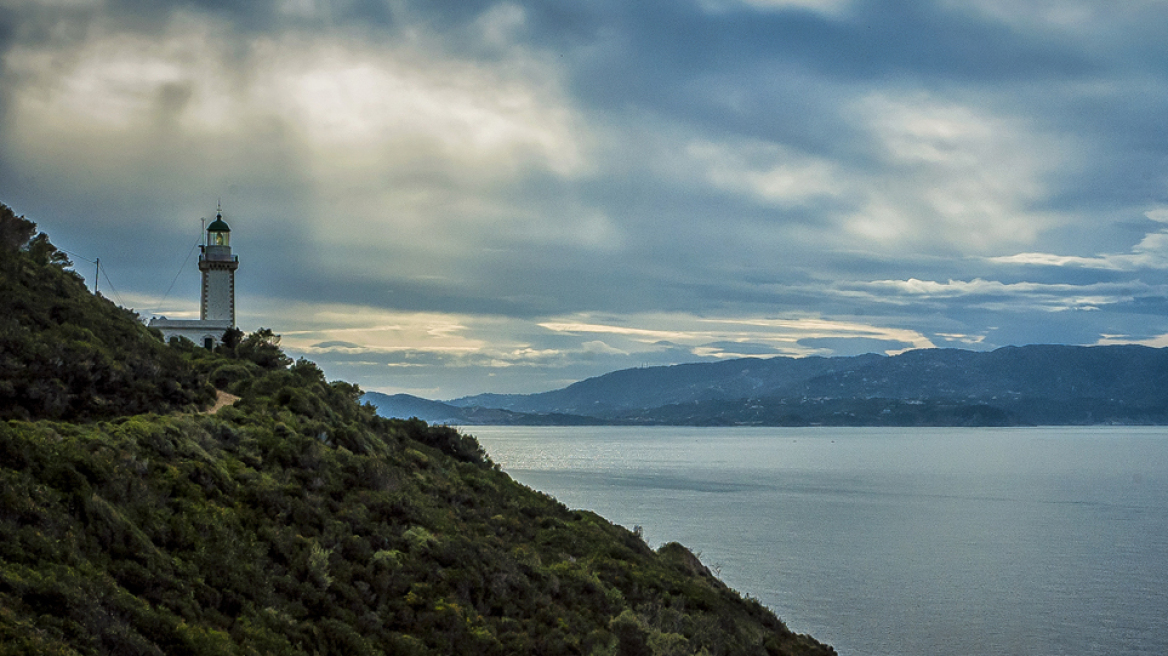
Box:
[394,418,488,464]
[0,212,834,655]
[0,391,834,655]
[0,204,37,253]
[234,328,293,371]
[611,610,652,656]
[219,327,244,352]
[0,204,214,421]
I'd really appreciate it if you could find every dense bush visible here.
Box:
[0,383,833,654]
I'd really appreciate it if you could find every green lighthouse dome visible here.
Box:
[207,213,231,233]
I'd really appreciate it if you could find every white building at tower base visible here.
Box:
[149,318,234,350]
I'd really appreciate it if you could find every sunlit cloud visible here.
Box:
[699,0,853,16]
[949,0,1105,30]
[582,340,629,356]
[1095,333,1168,348]
[5,0,1168,398]
[4,5,589,252]
[990,207,1168,270]
[8,7,580,166]
[538,321,694,342]
[843,93,1064,251]
[688,139,841,207]
[989,252,1124,269]
[247,303,487,354]
[936,333,988,345]
[542,313,935,356]
[708,317,936,352]
[254,39,582,174]
[844,278,1156,312]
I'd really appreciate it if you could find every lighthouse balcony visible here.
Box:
[203,245,235,261]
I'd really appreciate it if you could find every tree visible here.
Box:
[26,233,71,267]
[220,327,244,351]
[237,328,292,370]
[0,203,36,253]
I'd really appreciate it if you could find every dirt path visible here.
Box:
[204,390,240,415]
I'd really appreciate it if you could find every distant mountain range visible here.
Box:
[361,392,611,426]
[364,345,1168,426]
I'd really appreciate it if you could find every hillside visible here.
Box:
[448,346,1168,426]
[0,205,833,655]
[0,205,214,421]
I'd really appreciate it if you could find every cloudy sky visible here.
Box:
[3,0,1168,398]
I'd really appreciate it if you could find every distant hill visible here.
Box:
[362,391,613,425]
[362,392,474,423]
[448,346,1168,426]
[450,355,884,416]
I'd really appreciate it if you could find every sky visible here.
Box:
[3,0,1168,399]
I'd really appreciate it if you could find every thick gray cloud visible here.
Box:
[3,0,1168,398]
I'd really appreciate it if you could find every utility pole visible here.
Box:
[94,258,100,293]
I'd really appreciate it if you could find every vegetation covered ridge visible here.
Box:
[0,204,216,421]
[0,203,834,655]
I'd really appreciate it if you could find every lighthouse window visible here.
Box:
[214,233,226,245]
[204,337,214,349]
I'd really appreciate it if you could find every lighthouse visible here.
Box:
[149,207,240,348]
[199,211,238,324]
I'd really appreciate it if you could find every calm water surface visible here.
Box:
[470,426,1168,656]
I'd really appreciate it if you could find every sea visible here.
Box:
[469,426,1168,656]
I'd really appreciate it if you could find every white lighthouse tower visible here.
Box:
[199,211,238,324]
[149,207,240,348]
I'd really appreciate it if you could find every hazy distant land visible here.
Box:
[365,345,1168,426]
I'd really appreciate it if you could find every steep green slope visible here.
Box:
[0,209,833,656]
[0,205,213,420]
